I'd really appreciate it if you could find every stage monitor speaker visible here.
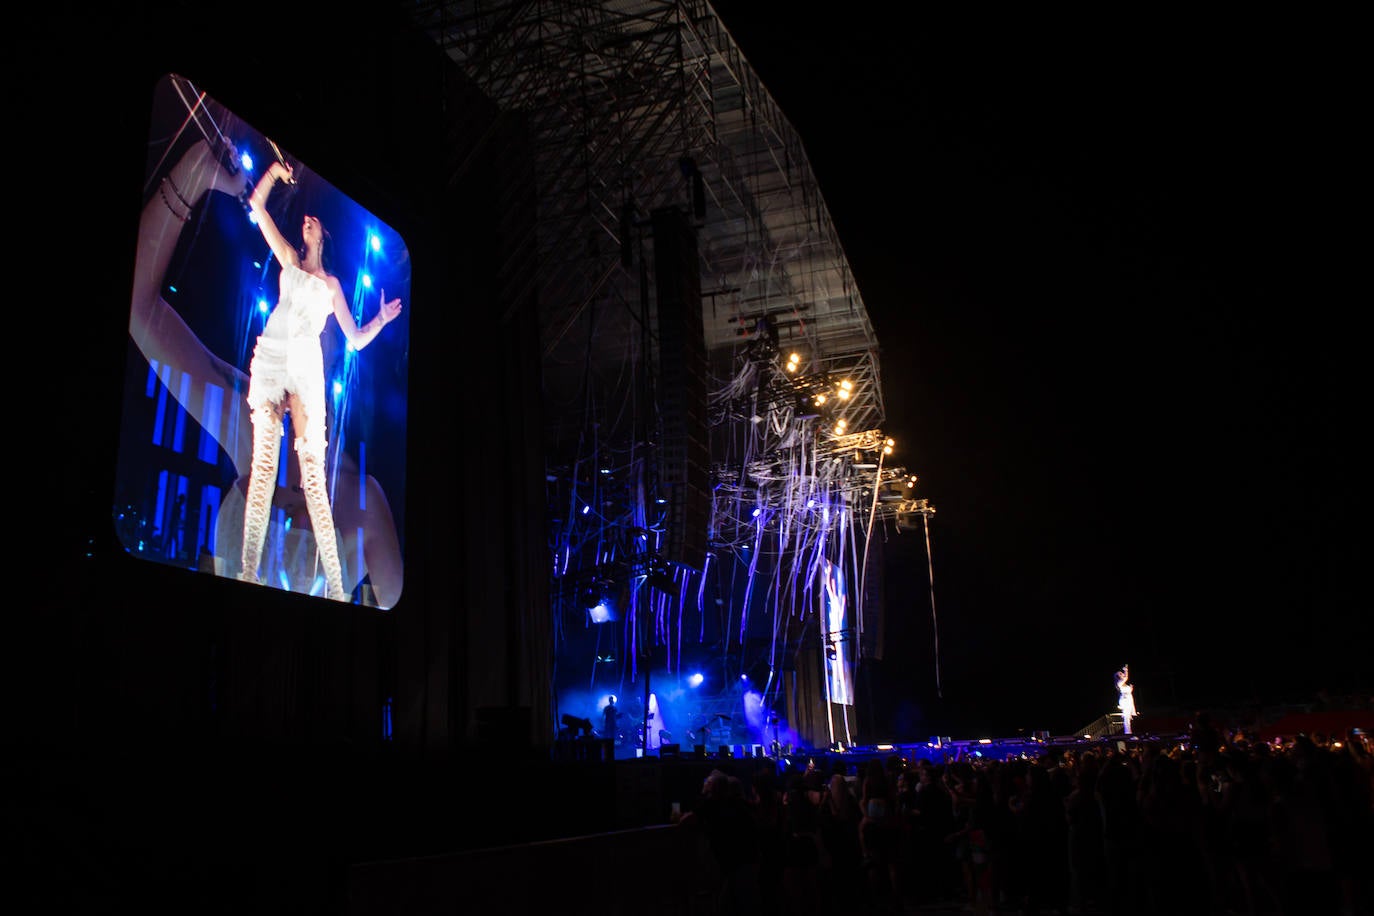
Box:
[660,743,680,758]
[752,744,763,758]
[718,745,732,758]
[732,744,745,759]
[693,744,706,758]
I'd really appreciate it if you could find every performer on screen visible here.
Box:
[128,132,406,607]
[1115,664,1138,735]
[238,159,402,601]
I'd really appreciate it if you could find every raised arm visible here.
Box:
[246,161,300,269]
[331,285,403,351]
[131,137,256,475]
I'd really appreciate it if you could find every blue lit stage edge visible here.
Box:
[558,730,1201,773]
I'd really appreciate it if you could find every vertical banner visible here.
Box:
[822,558,854,705]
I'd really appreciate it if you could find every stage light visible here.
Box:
[807,499,816,508]
[588,601,614,623]
[814,393,826,405]
[582,505,590,514]
[258,298,270,314]
[751,507,761,518]
[240,150,253,172]
[600,468,611,474]
[332,380,343,397]
[688,672,704,688]
[740,673,748,681]
[362,273,373,289]
[370,233,381,252]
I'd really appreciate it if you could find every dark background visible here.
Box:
[708,4,1366,738]
[12,3,1362,749]
[3,5,1364,912]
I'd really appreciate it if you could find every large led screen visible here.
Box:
[116,74,409,609]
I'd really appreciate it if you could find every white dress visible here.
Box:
[246,263,333,454]
[1117,681,1136,730]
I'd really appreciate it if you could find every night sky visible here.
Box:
[708,5,1364,738]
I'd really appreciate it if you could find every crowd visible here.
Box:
[676,717,1374,916]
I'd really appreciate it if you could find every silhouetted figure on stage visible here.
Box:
[602,695,619,741]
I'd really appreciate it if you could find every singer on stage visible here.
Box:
[1115,664,1137,735]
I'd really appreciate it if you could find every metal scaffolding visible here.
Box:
[400,0,884,431]
[398,0,933,745]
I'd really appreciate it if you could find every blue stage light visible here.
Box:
[688,673,704,688]
[240,151,253,172]
[370,233,381,252]
[258,298,269,314]
[362,273,373,289]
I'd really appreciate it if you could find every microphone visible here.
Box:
[266,137,297,185]
[237,139,298,214]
